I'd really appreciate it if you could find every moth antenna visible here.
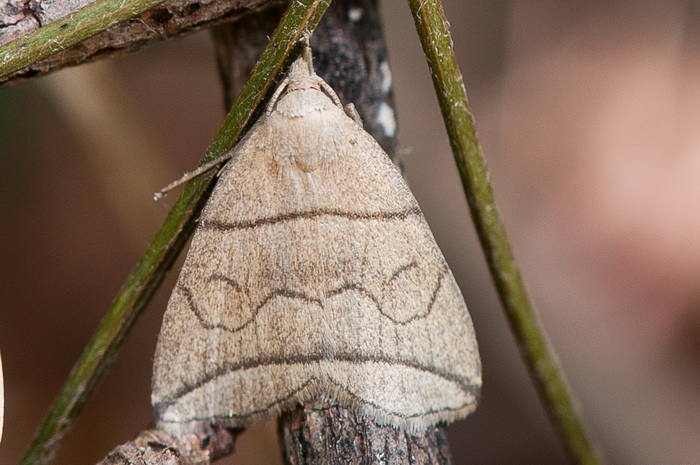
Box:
[318,78,344,110]
[265,77,291,116]
[153,154,233,201]
[298,37,342,109]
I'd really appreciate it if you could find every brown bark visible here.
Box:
[0,0,284,87]
[97,426,238,465]
[280,404,453,465]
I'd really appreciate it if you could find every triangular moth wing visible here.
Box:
[152,57,481,435]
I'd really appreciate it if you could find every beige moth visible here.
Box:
[151,50,481,435]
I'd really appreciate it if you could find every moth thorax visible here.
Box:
[295,150,322,172]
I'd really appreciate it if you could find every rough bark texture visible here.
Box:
[97,426,238,465]
[0,0,284,87]
[308,0,397,155]
[280,404,453,465]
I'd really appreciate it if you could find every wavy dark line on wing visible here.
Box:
[180,285,323,333]
[199,206,423,231]
[388,260,418,282]
[181,264,446,332]
[156,352,475,407]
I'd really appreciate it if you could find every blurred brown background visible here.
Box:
[2,1,700,463]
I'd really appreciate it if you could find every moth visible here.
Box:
[152,50,481,435]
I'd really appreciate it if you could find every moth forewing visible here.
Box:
[152,54,481,436]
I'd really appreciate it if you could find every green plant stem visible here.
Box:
[20,2,331,464]
[407,1,602,464]
[0,0,167,78]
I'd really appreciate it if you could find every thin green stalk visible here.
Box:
[407,1,602,464]
[0,0,167,78]
[20,1,331,464]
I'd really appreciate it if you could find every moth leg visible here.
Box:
[344,103,363,127]
[153,155,234,200]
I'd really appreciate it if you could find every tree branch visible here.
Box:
[280,404,452,465]
[0,0,284,87]
[97,427,238,465]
